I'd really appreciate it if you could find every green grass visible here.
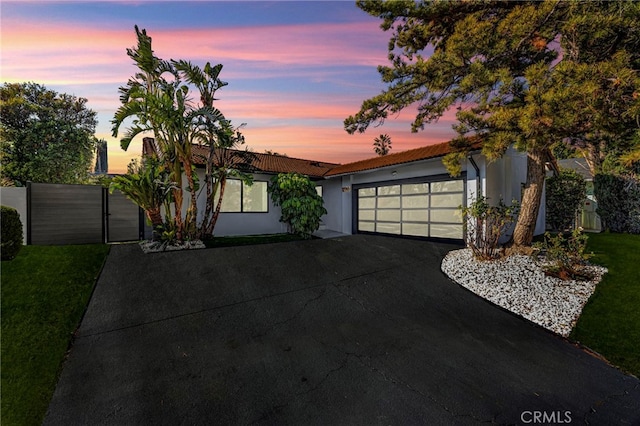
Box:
[202,233,306,248]
[1,244,110,426]
[571,232,640,377]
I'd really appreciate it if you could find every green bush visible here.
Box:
[268,173,326,239]
[1,205,23,260]
[535,229,593,281]
[594,173,640,234]
[546,169,586,231]
[461,195,519,260]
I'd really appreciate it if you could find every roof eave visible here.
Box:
[325,147,482,178]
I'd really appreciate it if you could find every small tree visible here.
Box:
[546,169,586,231]
[109,157,175,241]
[1,82,98,185]
[268,173,326,239]
[535,229,594,281]
[373,134,392,156]
[461,196,519,260]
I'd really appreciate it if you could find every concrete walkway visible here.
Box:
[45,235,639,425]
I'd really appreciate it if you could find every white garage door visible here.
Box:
[356,179,464,239]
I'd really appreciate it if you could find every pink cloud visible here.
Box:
[2,18,389,85]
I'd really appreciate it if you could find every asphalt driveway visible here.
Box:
[45,235,639,425]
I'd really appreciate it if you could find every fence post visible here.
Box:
[26,182,32,245]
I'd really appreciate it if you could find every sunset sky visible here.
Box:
[2,1,457,174]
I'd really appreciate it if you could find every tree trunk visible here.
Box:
[583,139,605,177]
[199,145,217,238]
[206,176,226,236]
[146,208,163,241]
[512,148,547,247]
[183,155,198,240]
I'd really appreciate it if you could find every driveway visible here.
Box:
[45,235,639,425]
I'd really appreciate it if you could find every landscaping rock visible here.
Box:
[139,239,206,254]
[441,249,608,337]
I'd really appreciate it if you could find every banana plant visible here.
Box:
[110,157,176,241]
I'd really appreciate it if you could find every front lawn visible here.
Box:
[571,232,640,377]
[1,244,110,426]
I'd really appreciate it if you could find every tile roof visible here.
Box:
[142,138,338,179]
[324,139,482,177]
[190,144,339,179]
[141,137,482,179]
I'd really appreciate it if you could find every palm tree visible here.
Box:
[112,26,228,241]
[373,134,392,156]
[173,60,255,238]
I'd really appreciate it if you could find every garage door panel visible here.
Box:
[402,183,429,194]
[377,210,401,222]
[432,180,464,192]
[359,210,375,221]
[430,224,464,239]
[376,223,401,234]
[430,209,463,223]
[378,185,401,195]
[431,193,462,208]
[359,221,375,232]
[403,223,429,237]
[402,195,429,208]
[402,210,429,221]
[359,198,375,209]
[377,196,400,208]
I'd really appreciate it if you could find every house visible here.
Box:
[142,137,545,241]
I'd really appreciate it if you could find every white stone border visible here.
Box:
[139,239,206,254]
[441,249,608,337]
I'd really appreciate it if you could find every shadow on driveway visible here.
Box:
[45,235,639,425]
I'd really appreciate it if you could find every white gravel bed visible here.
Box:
[441,249,608,337]
[139,239,206,254]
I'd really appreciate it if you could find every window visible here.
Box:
[218,180,268,213]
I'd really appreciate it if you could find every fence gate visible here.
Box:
[27,182,143,245]
[106,190,143,242]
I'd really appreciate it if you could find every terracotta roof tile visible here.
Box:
[142,137,481,179]
[325,139,482,177]
[190,144,339,179]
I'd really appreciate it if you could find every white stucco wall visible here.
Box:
[180,170,286,237]
[1,187,28,243]
[484,147,546,237]
[314,178,342,232]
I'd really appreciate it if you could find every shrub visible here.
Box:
[461,196,519,260]
[268,173,326,239]
[535,229,593,281]
[594,173,640,234]
[1,205,23,260]
[546,169,586,231]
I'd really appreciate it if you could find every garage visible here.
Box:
[355,177,464,240]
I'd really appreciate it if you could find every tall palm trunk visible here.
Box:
[512,148,546,246]
[182,153,199,239]
[206,175,227,236]
[200,155,219,239]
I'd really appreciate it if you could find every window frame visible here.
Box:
[218,179,269,213]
